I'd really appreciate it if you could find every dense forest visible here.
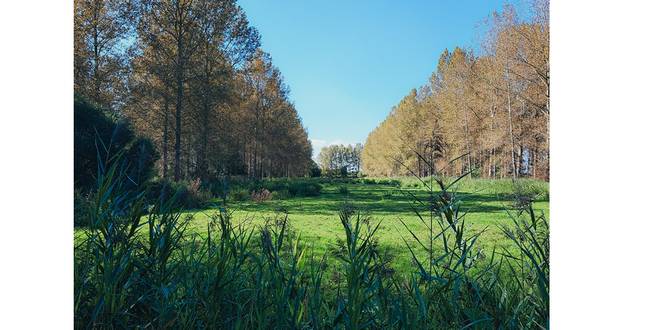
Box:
[74,0,313,184]
[362,3,549,180]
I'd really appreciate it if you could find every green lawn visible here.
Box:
[179,177,549,273]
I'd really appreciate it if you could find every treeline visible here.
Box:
[317,143,363,176]
[74,0,313,183]
[362,2,549,180]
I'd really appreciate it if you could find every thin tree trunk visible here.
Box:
[519,145,525,176]
[92,1,100,103]
[505,65,517,179]
[174,36,183,181]
[162,97,169,179]
[531,148,536,179]
[462,104,472,177]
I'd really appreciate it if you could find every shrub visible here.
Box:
[251,188,272,202]
[510,179,549,209]
[252,179,322,198]
[288,180,322,197]
[338,185,349,195]
[73,190,91,227]
[74,95,158,193]
[229,188,250,202]
[271,189,290,200]
[146,178,211,209]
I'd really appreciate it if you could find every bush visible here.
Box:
[146,178,211,209]
[338,185,349,195]
[74,190,91,227]
[510,179,549,209]
[251,188,272,203]
[229,188,250,202]
[287,181,322,197]
[358,177,402,186]
[74,95,157,193]
[205,177,230,199]
[247,179,322,198]
[271,189,290,200]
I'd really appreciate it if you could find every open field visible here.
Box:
[74,177,549,273]
[74,174,549,327]
[179,177,549,273]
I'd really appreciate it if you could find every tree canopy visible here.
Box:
[362,3,549,180]
[74,0,313,183]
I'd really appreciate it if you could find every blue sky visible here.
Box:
[238,0,526,157]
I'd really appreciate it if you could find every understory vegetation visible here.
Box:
[74,155,549,329]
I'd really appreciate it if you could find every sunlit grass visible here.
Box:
[178,178,549,273]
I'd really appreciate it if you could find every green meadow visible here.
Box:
[178,177,549,273]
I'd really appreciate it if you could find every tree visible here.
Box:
[362,0,549,180]
[127,0,270,181]
[317,144,362,176]
[74,0,136,111]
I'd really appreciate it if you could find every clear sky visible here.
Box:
[238,0,527,157]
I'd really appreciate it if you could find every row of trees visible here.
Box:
[74,0,313,182]
[362,2,549,180]
[317,144,363,175]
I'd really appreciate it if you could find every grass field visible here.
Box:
[74,174,549,327]
[179,177,549,273]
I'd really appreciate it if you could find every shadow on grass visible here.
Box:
[229,184,525,216]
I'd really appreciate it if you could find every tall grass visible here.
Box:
[74,153,549,328]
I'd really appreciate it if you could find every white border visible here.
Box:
[0,0,73,328]
[552,0,660,327]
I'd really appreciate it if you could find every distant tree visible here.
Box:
[317,144,362,176]
[309,161,322,177]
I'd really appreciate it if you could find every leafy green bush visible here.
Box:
[338,185,349,195]
[289,180,322,197]
[271,189,290,200]
[247,179,322,198]
[74,95,157,193]
[146,178,211,209]
[229,188,250,202]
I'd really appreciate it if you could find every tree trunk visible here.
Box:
[174,37,183,181]
[92,1,101,103]
[519,145,525,176]
[531,148,536,179]
[462,104,472,177]
[505,65,517,179]
[162,97,169,179]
